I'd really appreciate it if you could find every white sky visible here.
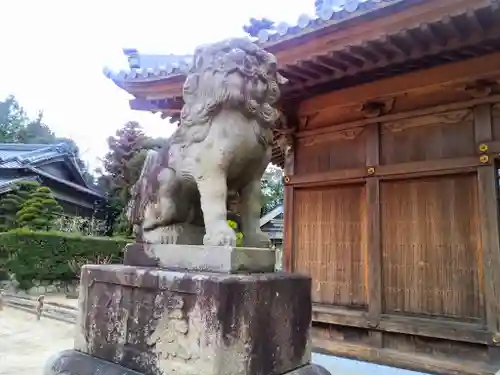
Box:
[0,0,313,171]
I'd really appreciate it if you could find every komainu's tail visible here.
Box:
[126,149,160,230]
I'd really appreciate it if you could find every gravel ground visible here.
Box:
[0,307,74,375]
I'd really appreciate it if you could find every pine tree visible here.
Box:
[0,181,40,231]
[16,186,63,231]
[99,121,166,235]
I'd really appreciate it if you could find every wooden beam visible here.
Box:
[305,59,338,74]
[112,1,497,105]
[467,9,486,33]
[292,18,500,94]
[312,304,490,344]
[298,94,500,140]
[282,65,315,80]
[365,123,382,332]
[421,23,448,47]
[474,103,500,358]
[482,140,500,153]
[314,55,349,73]
[474,104,493,142]
[442,15,465,39]
[379,314,489,344]
[376,157,485,179]
[312,336,498,375]
[346,46,376,65]
[282,113,296,273]
[283,185,294,271]
[268,0,492,66]
[312,304,368,324]
[379,35,408,58]
[300,52,500,116]
[287,167,366,186]
[287,157,484,187]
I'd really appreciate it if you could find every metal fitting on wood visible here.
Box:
[284,176,290,184]
[480,155,489,164]
[479,143,488,152]
[367,167,376,175]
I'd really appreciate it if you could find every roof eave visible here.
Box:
[27,167,105,199]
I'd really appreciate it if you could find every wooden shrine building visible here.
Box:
[105,0,500,373]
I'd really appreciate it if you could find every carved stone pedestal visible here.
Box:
[44,245,331,375]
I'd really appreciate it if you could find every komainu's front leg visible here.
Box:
[196,170,236,246]
[240,178,271,248]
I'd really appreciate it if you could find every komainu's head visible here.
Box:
[180,38,288,130]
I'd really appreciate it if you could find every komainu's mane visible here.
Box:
[171,38,287,147]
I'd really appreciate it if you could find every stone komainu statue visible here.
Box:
[127,38,287,247]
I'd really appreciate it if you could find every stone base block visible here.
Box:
[45,349,331,375]
[75,264,312,375]
[124,243,276,273]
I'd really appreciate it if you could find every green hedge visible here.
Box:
[0,229,130,289]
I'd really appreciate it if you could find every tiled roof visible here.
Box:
[0,176,39,194]
[0,143,71,169]
[260,205,284,227]
[256,0,407,44]
[103,0,406,84]
[0,143,103,198]
[122,48,192,71]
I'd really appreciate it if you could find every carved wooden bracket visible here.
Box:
[456,79,498,99]
[358,98,395,118]
[276,131,295,155]
[301,127,364,146]
[383,109,473,133]
[298,113,319,129]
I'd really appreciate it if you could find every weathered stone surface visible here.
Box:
[124,243,276,273]
[136,223,205,245]
[126,38,288,248]
[287,364,331,375]
[45,349,329,375]
[44,349,144,375]
[75,264,311,375]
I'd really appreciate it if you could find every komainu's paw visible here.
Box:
[243,230,271,248]
[204,223,237,247]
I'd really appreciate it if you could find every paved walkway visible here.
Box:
[0,306,424,375]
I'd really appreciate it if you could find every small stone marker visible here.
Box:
[36,294,45,320]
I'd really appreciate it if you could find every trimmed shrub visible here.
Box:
[0,180,40,232]
[0,229,130,290]
[17,186,63,231]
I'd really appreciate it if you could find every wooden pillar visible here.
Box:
[283,136,295,272]
[474,104,500,356]
[365,122,382,347]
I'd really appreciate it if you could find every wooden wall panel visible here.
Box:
[380,109,475,165]
[295,127,365,175]
[293,184,367,308]
[380,174,483,320]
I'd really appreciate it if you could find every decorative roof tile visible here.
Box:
[257,0,402,43]
[104,50,193,84]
